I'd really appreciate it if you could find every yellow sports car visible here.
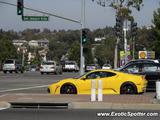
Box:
[48,69,147,94]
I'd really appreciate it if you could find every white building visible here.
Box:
[94,37,105,42]
[28,40,39,47]
[12,40,27,46]
[28,39,49,48]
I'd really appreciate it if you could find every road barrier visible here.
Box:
[91,80,96,101]
[91,80,103,102]
[98,80,103,101]
[156,80,160,100]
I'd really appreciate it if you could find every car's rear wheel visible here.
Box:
[120,84,137,94]
[60,84,77,94]
[3,71,7,74]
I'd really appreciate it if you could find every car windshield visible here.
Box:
[103,64,110,67]
[65,62,76,65]
[4,60,14,64]
[42,62,54,65]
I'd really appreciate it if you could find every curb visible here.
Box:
[0,101,11,110]
[69,102,160,110]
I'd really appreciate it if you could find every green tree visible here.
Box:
[153,8,160,58]
[68,41,80,65]
[0,38,17,65]
[94,37,116,66]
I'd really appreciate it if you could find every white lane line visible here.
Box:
[0,108,9,110]
[0,94,7,98]
[0,85,50,93]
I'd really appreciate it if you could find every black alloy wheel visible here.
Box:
[120,84,137,94]
[60,84,77,94]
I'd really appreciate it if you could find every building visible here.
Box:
[37,39,49,48]
[28,39,49,48]
[28,40,39,47]
[94,37,105,42]
[12,40,27,46]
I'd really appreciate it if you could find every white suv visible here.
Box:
[2,59,24,74]
[40,61,62,75]
[63,61,79,72]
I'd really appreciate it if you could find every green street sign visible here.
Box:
[22,16,49,21]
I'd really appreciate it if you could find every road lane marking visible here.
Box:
[0,85,50,93]
[0,94,8,98]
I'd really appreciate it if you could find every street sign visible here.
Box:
[139,51,147,59]
[139,51,155,59]
[22,16,49,21]
[147,51,155,59]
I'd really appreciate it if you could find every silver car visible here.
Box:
[2,59,24,74]
[40,61,62,75]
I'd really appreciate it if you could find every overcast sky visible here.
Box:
[0,0,160,31]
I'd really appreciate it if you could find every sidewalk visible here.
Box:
[0,93,160,110]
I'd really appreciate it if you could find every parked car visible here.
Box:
[40,61,62,75]
[125,59,159,66]
[118,62,160,91]
[48,69,147,94]
[30,65,38,71]
[85,64,101,72]
[102,64,112,70]
[2,59,24,74]
[63,61,79,72]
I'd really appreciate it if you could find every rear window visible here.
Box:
[65,62,76,65]
[42,62,55,65]
[4,60,14,64]
[143,64,160,72]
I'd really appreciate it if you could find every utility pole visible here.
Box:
[123,22,128,65]
[114,37,119,68]
[80,0,85,75]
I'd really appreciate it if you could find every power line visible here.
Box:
[0,1,81,24]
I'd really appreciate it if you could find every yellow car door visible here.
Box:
[92,71,118,94]
[76,71,101,94]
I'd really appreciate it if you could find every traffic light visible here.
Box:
[17,0,23,15]
[115,16,123,38]
[82,29,87,44]
[131,21,137,38]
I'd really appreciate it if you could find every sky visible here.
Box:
[0,0,160,31]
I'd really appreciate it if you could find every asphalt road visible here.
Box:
[0,71,79,94]
[0,108,160,120]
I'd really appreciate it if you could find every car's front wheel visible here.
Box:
[60,84,77,94]
[41,72,44,75]
[120,84,137,94]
